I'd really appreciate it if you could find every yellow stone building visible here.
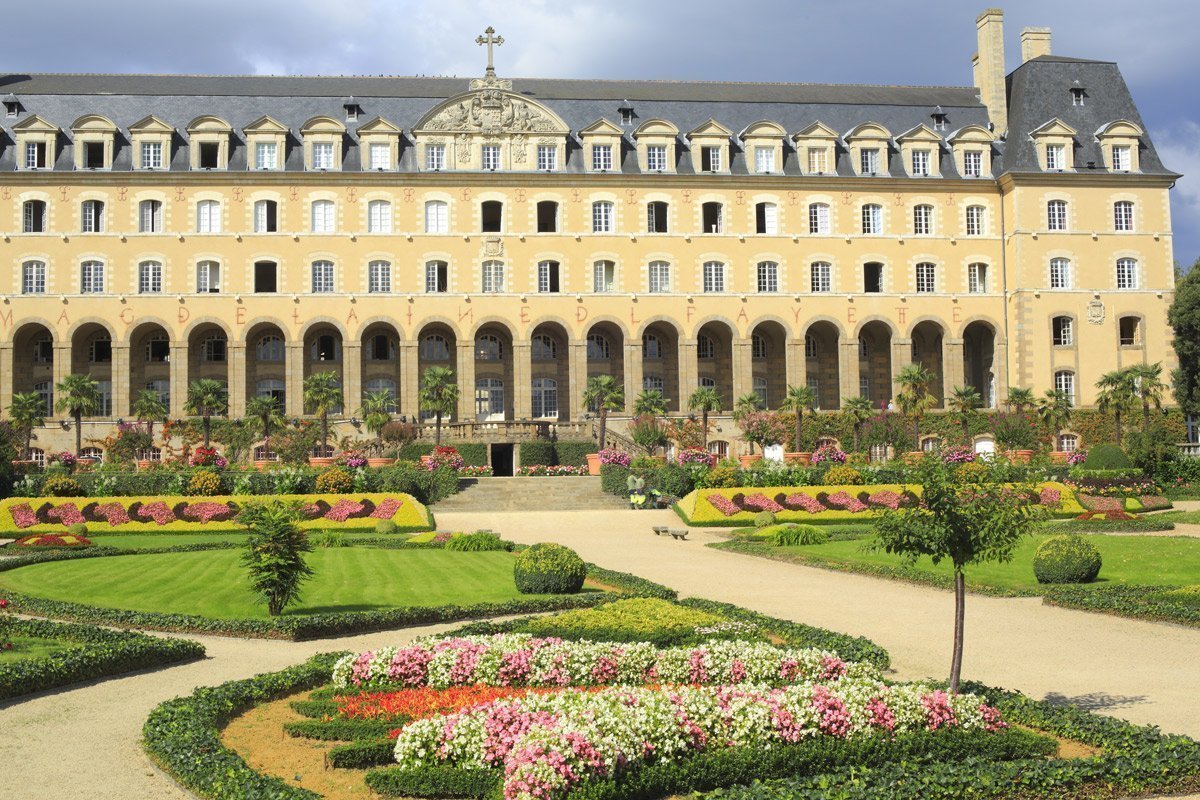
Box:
[0,11,1179,464]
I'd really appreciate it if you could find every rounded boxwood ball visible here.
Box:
[514,542,587,594]
[1033,534,1102,584]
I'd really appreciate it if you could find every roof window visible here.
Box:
[1070,87,1086,106]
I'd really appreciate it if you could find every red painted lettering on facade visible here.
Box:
[178,306,190,324]
[519,307,530,324]
[0,307,13,328]
[686,306,696,322]
[459,307,473,324]
[292,309,302,325]
[120,308,134,325]
[629,306,640,327]
[847,307,856,325]
[236,307,247,326]
[346,308,359,325]
[736,308,749,324]
[896,307,907,325]
[952,307,963,324]
[57,309,70,326]
[576,305,588,323]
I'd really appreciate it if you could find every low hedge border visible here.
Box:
[0,617,205,700]
[1052,517,1176,533]
[143,652,344,800]
[327,738,396,770]
[284,717,396,741]
[4,561,676,640]
[1042,584,1200,627]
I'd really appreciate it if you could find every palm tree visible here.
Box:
[418,366,459,446]
[54,373,100,456]
[358,389,396,447]
[1005,387,1035,416]
[947,386,983,447]
[132,389,168,441]
[1038,389,1074,450]
[1096,369,1137,445]
[895,363,937,450]
[1130,362,1167,434]
[302,371,344,457]
[9,392,46,460]
[582,374,625,451]
[732,392,762,424]
[687,387,722,448]
[184,378,228,448]
[840,395,876,452]
[780,384,817,453]
[246,395,284,456]
[633,389,669,417]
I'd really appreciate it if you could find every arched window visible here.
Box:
[1115,258,1139,290]
[1047,199,1068,231]
[531,378,558,419]
[81,199,105,233]
[646,201,668,233]
[698,376,717,388]
[967,263,988,293]
[196,199,221,233]
[587,334,610,360]
[1054,370,1076,404]
[310,199,335,233]
[475,334,502,360]
[139,199,162,233]
[921,436,941,452]
[420,334,450,360]
[23,199,47,233]
[201,335,227,362]
[256,379,286,403]
[532,335,557,361]
[1052,316,1074,346]
[310,334,340,362]
[858,336,869,358]
[1049,258,1072,289]
[480,200,503,232]
[642,333,662,360]
[701,201,723,234]
[424,200,448,233]
[913,204,934,235]
[367,199,392,233]
[1119,316,1142,346]
[256,335,285,362]
[253,199,278,232]
[364,378,397,402]
[196,260,220,293]
[697,334,715,360]
[751,334,768,359]
[89,334,112,363]
[755,202,777,234]
[1058,433,1079,452]
[30,447,46,468]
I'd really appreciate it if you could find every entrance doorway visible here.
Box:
[490,443,515,476]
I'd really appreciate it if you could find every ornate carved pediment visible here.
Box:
[416,87,569,136]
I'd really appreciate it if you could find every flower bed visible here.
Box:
[0,493,434,534]
[516,465,591,477]
[677,483,1084,525]
[13,533,93,548]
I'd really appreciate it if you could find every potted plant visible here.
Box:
[628,414,669,462]
[582,375,625,474]
[992,410,1039,462]
[781,384,816,465]
[303,370,343,467]
[739,411,788,467]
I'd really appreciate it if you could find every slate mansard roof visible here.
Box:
[0,58,1173,178]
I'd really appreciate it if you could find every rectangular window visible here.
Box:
[311,201,335,233]
[254,200,278,233]
[915,263,937,293]
[911,149,930,176]
[754,146,775,173]
[1047,200,1068,231]
[23,201,47,233]
[425,262,448,293]
[22,261,46,294]
[481,262,505,293]
[368,201,392,233]
[25,141,46,169]
[755,203,777,235]
[967,263,988,293]
[860,148,880,174]
[864,263,884,293]
[537,145,557,171]
[141,141,163,169]
[196,261,220,293]
[808,203,830,235]
[592,201,613,233]
[646,202,668,233]
[1116,259,1138,289]
[591,144,613,171]
[757,262,778,293]
[481,144,501,170]
[254,262,277,293]
[197,201,221,233]
[810,262,832,293]
[198,142,220,169]
[425,201,449,234]
[311,262,335,293]
[807,147,827,174]
[81,262,105,294]
[966,205,984,236]
[255,142,278,170]
[702,262,725,293]
[84,141,105,169]
[861,205,881,234]
[312,143,334,169]
[138,262,162,293]
[536,201,557,233]
[368,143,390,170]
[1055,372,1075,403]
[648,262,670,293]
[963,150,983,177]
[1053,317,1074,346]
[139,200,162,233]
[368,261,391,293]
[81,201,104,233]
[593,261,615,293]
[537,261,560,293]
[646,144,667,171]
[426,144,446,170]
[1112,145,1131,171]
[1049,259,1071,289]
[1045,144,1065,170]
[860,376,871,399]
[913,205,932,235]
[700,146,722,172]
[1114,201,1134,232]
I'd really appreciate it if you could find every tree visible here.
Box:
[1038,389,1073,449]
[628,414,669,456]
[1168,259,1200,416]
[132,389,168,442]
[302,370,344,457]
[184,378,228,448]
[1096,369,1137,446]
[733,393,765,453]
[582,374,624,451]
[1130,362,1167,434]
[418,366,459,446]
[1005,387,1035,415]
[246,395,284,456]
[840,395,876,452]
[869,458,1046,692]
[358,389,396,449]
[687,387,722,448]
[54,373,100,456]
[947,386,982,447]
[780,384,817,452]
[8,392,46,460]
[633,389,669,417]
[239,500,314,617]
[895,363,937,450]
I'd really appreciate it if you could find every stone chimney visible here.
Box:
[974,8,1007,136]
[1021,27,1052,62]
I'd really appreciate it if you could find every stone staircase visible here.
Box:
[432,477,631,512]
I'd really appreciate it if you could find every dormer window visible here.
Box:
[71,115,118,171]
[700,146,722,172]
[592,144,613,171]
[301,115,345,171]
[931,113,948,131]
[482,144,501,170]
[1045,144,1065,170]
[187,115,232,171]
[3,95,20,117]
[1070,87,1086,106]
[1112,145,1131,171]
[619,106,634,125]
[860,148,880,174]
[911,149,931,176]
[343,99,361,122]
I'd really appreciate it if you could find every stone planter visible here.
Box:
[308,456,335,468]
[10,460,37,471]
[1050,451,1070,465]
[650,455,667,465]
[738,454,760,468]
[367,457,396,468]
[784,452,812,466]
[1013,449,1035,464]
[254,459,275,470]
[585,453,602,476]
[136,459,152,471]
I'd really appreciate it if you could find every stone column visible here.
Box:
[285,343,305,417]
[942,337,965,403]
[0,343,14,416]
[992,339,1010,409]
[890,338,912,402]
[785,338,807,392]
[838,339,861,410]
[512,340,532,420]
[677,339,698,404]
[399,341,420,421]
[111,343,130,417]
[731,337,753,407]
[623,339,643,414]
[169,342,189,418]
[227,344,247,418]
[567,340,588,421]
[52,344,72,419]
[455,341,475,422]
[342,342,363,416]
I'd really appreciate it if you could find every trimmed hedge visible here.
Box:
[366,766,498,798]
[519,441,557,467]
[326,738,397,769]
[284,717,395,741]
[396,443,488,466]
[513,543,587,594]
[1054,517,1175,533]
[1043,584,1200,627]
[0,617,205,700]
[1032,535,1102,584]
[554,440,597,468]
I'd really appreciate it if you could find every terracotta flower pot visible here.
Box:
[1014,449,1035,464]
[136,459,152,470]
[904,451,925,464]
[784,452,812,466]
[254,459,274,470]
[308,456,335,467]
[585,453,602,476]
[420,455,436,468]
[738,454,760,468]
[367,457,396,468]
[1050,451,1070,464]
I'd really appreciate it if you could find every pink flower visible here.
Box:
[866,696,897,731]
[46,503,85,526]
[810,686,852,737]
[136,502,176,525]
[784,493,826,514]
[921,690,958,731]
[819,655,847,681]
[387,646,434,686]
[979,703,1007,733]
[181,502,235,524]
[706,494,742,517]
[9,503,38,529]
[370,498,403,519]
[1039,487,1062,508]
[94,502,130,527]
[867,490,906,510]
[826,491,868,513]
[743,493,784,513]
[324,499,366,522]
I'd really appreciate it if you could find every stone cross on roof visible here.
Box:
[476,26,504,77]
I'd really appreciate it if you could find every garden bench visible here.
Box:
[651,526,668,536]
[668,529,689,541]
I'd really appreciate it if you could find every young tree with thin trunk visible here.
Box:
[8,392,46,460]
[132,389,168,441]
[840,395,875,452]
[302,371,344,457]
[239,500,314,617]
[1096,369,1137,446]
[687,387,722,448]
[895,363,937,450]
[246,394,284,457]
[54,373,100,456]
[358,389,396,450]
[582,374,624,451]
[780,384,817,452]
[184,378,228,448]
[948,386,982,447]
[732,393,763,453]
[1130,362,1166,434]
[1038,389,1074,450]
[418,366,459,446]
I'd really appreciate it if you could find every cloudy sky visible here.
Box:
[5,0,1198,269]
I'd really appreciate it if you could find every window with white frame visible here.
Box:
[476,334,502,360]
[1045,143,1065,170]
[859,148,880,174]
[963,150,983,177]
[701,201,723,233]
[805,335,817,358]
[201,336,226,362]
[537,145,557,171]
[1114,201,1134,232]
[253,199,278,233]
[810,261,832,293]
[643,333,662,359]
[643,375,664,391]
[139,141,162,170]
[255,142,278,170]
[97,380,113,417]
[646,201,669,233]
[367,199,392,233]
[808,202,830,235]
[22,260,46,294]
[911,149,931,176]
[592,200,614,233]
[23,200,47,233]
[368,260,392,293]
[1116,258,1139,289]
[425,261,448,293]
[858,337,869,358]
[592,260,615,293]
[648,261,671,293]
[481,144,500,170]
[312,142,334,170]
[89,335,112,363]
[755,202,778,234]
[1049,258,1072,289]
[481,260,504,293]
[913,204,933,235]
[196,199,221,233]
[861,204,882,234]
[1058,433,1079,452]
[1047,199,1068,231]
[915,262,937,293]
[537,260,561,293]
[425,200,448,234]
[80,260,105,293]
[700,146,722,172]
[420,334,450,360]
[1052,316,1074,346]
[256,335,285,361]
[81,200,105,233]
[1054,370,1075,403]
[757,261,779,293]
[751,334,768,359]
[587,333,610,360]
[702,261,725,293]
[532,335,557,360]
[311,261,335,293]
[807,147,828,174]
[531,378,558,418]
[754,146,775,173]
[368,142,390,170]
[311,200,335,233]
[697,334,715,360]
[646,144,667,171]
[139,199,162,233]
[138,261,162,293]
[965,204,985,236]
[425,144,446,170]
[591,144,613,171]
[967,263,988,293]
[196,260,220,293]
[1112,145,1131,171]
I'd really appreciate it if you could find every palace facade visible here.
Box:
[0,10,1179,461]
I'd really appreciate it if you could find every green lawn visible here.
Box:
[754,533,1200,593]
[0,548,552,619]
[0,636,79,664]
[1154,511,1200,525]
[87,531,392,550]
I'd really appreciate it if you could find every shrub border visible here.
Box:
[0,617,206,701]
[1042,584,1200,627]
